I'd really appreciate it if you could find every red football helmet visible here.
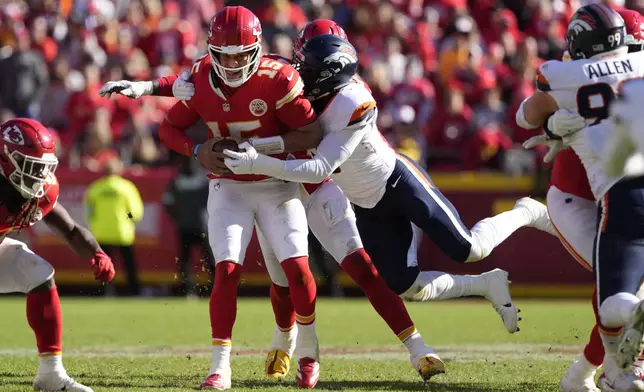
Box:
[294,19,347,55]
[619,9,644,52]
[0,118,58,199]
[207,6,263,88]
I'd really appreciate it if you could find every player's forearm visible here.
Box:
[159,119,196,156]
[516,92,559,128]
[254,154,330,183]
[60,224,102,259]
[151,75,179,97]
[252,120,323,154]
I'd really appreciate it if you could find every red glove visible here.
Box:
[90,251,115,284]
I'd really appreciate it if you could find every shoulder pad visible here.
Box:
[537,59,591,92]
[322,83,377,131]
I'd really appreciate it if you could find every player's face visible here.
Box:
[219,51,252,79]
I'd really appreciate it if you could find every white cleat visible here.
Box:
[514,197,556,235]
[618,300,644,369]
[560,366,599,392]
[33,372,94,392]
[597,371,644,392]
[599,355,644,392]
[480,268,520,333]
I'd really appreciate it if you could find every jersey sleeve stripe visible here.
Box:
[536,68,551,92]
[348,101,377,125]
[276,78,304,110]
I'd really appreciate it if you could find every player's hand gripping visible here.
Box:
[197,139,232,176]
[172,71,195,101]
[546,109,586,138]
[522,134,567,163]
[90,251,115,284]
[223,142,259,175]
[99,80,153,99]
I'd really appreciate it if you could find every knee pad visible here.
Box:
[599,292,640,328]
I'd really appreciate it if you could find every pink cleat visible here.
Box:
[296,357,320,389]
[199,371,231,390]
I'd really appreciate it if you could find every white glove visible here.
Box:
[99,80,153,99]
[547,109,586,138]
[172,71,195,101]
[523,134,568,163]
[223,142,259,175]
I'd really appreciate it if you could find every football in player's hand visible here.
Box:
[212,138,240,153]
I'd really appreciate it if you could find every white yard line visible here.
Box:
[0,344,583,362]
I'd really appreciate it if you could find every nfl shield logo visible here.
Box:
[222,103,230,112]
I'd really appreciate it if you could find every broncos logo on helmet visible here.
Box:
[323,49,357,68]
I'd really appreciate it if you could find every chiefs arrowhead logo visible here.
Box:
[2,125,25,146]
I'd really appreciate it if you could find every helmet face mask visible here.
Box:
[209,46,261,87]
[5,147,57,199]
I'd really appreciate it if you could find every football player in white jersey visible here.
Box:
[222,34,556,368]
[518,4,644,391]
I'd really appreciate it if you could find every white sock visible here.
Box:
[467,209,532,262]
[600,293,640,328]
[37,354,64,375]
[402,328,427,357]
[400,271,488,301]
[568,354,598,379]
[295,322,319,361]
[270,325,297,357]
[209,340,232,374]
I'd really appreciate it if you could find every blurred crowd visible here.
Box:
[0,0,637,174]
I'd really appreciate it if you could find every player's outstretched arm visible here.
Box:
[99,73,192,99]
[225,121,368,182]
[43,203,115,283]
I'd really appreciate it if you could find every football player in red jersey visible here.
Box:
[521,8,644,392]
[100,17,462,385]
[0,118,115,392]
[109,7,323,390]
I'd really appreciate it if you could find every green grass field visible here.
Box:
[0,297,597,391]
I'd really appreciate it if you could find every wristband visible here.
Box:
[251,136,285,155]
[543,114,562,140]
[192,143,201,159]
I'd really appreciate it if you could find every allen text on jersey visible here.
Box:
[586,59,633,79]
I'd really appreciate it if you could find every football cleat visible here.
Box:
[618,300,644,369]
[599,354,644,392]
[597,371,644,392]
[480,268,520,333]
[265,348,291,379]
[33,372,94,392]
[411,348,445,383]
[560,367,599,392]
[296,357,320,389]
[199,370,232,390]
[514,197,556,235]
